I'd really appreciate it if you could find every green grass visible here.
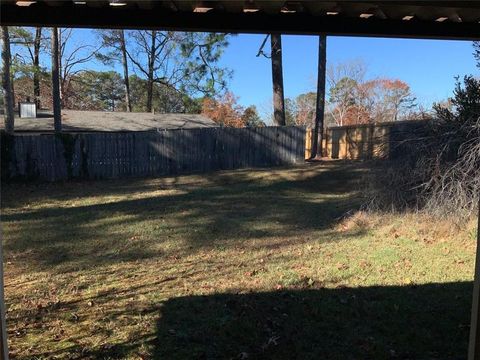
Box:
[1,162,477,359]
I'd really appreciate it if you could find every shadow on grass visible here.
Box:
[67,282,472,359]
[1,163,367,271]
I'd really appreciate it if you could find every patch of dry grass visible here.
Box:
[1,163,477,359]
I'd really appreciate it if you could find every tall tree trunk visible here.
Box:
[146,30,156,113]
[119,30,132,112]
[33,27,42,109]
[51,27,62,132]
[1,26,15,134]
[271,34,285,126]
[146,79,154,113]
[311,35,327,159]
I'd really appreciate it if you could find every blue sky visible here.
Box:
[28,29,478,113]
[220,34,477,110]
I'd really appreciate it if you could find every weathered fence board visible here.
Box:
[1,126,306,182]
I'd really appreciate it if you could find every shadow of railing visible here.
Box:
[53,282,471,359]
[153,282,472,359]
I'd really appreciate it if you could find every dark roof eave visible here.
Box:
[1,3,479,40]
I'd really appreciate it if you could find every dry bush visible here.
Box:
[336,210,380,233]
[421,119,480,217]
[364,76,480,220]
[337,209,476,245]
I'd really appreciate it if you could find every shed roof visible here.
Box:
[1,110,218,133]
[1,1,479,40]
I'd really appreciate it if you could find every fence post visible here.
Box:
[0,222,9,359]
[469,203,480,359]
[305,129,312,159]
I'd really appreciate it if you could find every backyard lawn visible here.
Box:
[1,162,477,359]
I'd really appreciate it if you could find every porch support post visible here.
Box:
[469,203,480,359]
[0,230,9,360]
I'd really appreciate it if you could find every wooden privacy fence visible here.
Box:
[305,120,429,160]
[1,126,306,182]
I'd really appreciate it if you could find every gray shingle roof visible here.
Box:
[3,110,218,133]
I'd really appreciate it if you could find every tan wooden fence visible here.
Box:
[305,120,429,160]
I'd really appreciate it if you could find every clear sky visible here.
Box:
[30,29,478,114]
[220,34,478,111]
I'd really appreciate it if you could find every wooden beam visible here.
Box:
[469,204,480,359]
[0,230,8,360]
[1,3,479,40]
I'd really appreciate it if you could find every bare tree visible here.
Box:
[51,27,61,132]
[327,58,366,88]
[311,35,327,159]
[326,59,366,126]
[58,28,100,108]
[1,26,15,134]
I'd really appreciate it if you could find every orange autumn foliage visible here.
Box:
[330,78,415,125]
[201,92,246,128]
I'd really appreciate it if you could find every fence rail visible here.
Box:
[1,126,306,182]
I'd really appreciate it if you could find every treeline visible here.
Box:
[281,60,426,128]
[200,74,424,130]
[12,71,203,114]
[2,27,231,117]
[1,27,452,132]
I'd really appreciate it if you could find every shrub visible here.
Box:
[365,76,480,218]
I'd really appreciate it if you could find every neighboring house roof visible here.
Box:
[3,110,218,133]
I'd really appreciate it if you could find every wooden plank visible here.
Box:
[469,205,480,359]
[128,132,134,176]
[245,127,252,167]
[0,215,8,360]
[147,132,154,176]
[143,132,150,176]
[112,133,118,178]
[290,127,296,164]
[305,128,312,159]
[15,135,23,177]
[159,131,167,175]
[103,133,109,178]
[102,133,108,178]
[259,127,267,167]
[119,132,125,177]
